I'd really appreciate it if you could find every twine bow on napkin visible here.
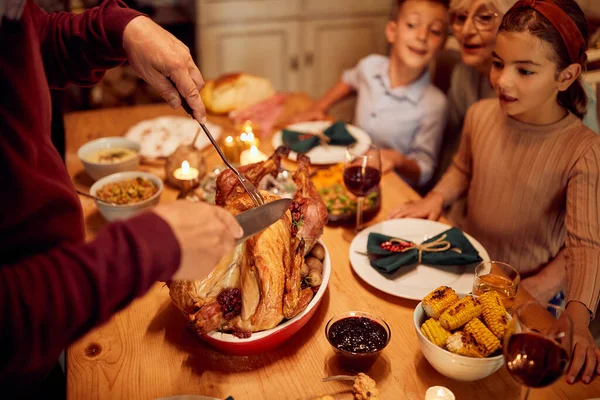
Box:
[281,120,357,154]
[313,130,331,147]
[365,228,482,274]
[387,234,461,263]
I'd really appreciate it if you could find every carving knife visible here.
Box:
[234,198,293,245]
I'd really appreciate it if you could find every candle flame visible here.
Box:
[240,132,248,142]
[181,160,190,174]
[247,132,254,142]
[249,145,259,155]
[225,136,233,143]
[244,120,253,134]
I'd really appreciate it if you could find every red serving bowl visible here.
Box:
[201,239,331,356]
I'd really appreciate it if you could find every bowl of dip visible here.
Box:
[89,171,163,221]
[325,311,391,371]
[78,137,141,181]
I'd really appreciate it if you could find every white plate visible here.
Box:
[125,116,222,159]
[271,121,372,165]
[349,218,490,300]
[156,396,221,400]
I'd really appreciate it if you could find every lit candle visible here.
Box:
[173,160,200,181]
[173,160,200,200]
[240,145,267,166]
[238,120,259,150]
[243,120,252,132]
[425,386,455,400]
[222,135,241,164]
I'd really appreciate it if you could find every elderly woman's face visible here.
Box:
[451,0,503,68]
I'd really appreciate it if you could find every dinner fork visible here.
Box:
[198,123,265,206]
[174,87,265,207]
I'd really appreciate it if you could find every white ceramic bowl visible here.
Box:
[201,240,331,356]
[78,137,141,181]
[89,171,163,222]
[413,297,505,381]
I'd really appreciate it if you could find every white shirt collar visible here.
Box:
[373,59,431,105]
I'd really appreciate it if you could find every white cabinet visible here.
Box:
[197,0,302,25]
[302,0,390,15]
[196,0,391,121]
[200,21,301,92]
[301,15,388,121]
[302,16,389,98]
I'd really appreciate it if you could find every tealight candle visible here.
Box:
[173,160,199,181]
[238,120,260,150]
[240,145,267,166]
[425,386,455,400]
[222,135,241,164]
[173,160,201,201]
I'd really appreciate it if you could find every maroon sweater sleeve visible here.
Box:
[0,212,180,376]
[30,0,144,88]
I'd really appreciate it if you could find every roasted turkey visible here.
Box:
[168,146,328,337]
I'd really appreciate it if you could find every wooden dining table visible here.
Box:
[64,95,600,400]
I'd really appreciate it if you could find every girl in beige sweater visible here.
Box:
[390,0,600,384]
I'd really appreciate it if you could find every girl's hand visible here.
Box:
[288,107,327,123]
[388,192,444,221]
[520,276,556,304]
[565,302,600,384]
[519,253,566,304]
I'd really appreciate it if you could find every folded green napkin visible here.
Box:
[282,120,357,153]
[366,227,482,274]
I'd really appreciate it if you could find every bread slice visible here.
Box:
[201,73,275,114]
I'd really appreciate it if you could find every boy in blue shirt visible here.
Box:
[291,0,450,187]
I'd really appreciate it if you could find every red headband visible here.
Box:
[511,0,587,65]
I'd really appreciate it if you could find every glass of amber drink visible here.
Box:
[472,261,520,312]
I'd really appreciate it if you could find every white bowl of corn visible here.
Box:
[413,286,510,381]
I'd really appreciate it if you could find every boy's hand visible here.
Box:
[388,192,444,221]
[380,148,404,174]
[153,201,243,281]
[289,107,327,124]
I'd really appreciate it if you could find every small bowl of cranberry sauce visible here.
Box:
[325,311,391,370]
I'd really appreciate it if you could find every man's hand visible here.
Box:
[123,17,206,122]
[153,201,243,281]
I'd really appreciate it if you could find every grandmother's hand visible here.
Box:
[123,16,206,122]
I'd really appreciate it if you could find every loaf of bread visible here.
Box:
[201,73,275,114]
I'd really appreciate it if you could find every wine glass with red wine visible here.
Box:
[343,144,381,235]
[503,302,572,399]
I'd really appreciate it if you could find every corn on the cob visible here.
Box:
[422,286,459,319]
[463,318,501,356]
[480,291,509,339]
[421,318,451,347]
[439,295,482,330]
[445,331,485,358]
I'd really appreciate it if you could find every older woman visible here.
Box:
[437,0,599,177]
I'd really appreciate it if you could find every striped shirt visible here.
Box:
[434,99,600,314]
